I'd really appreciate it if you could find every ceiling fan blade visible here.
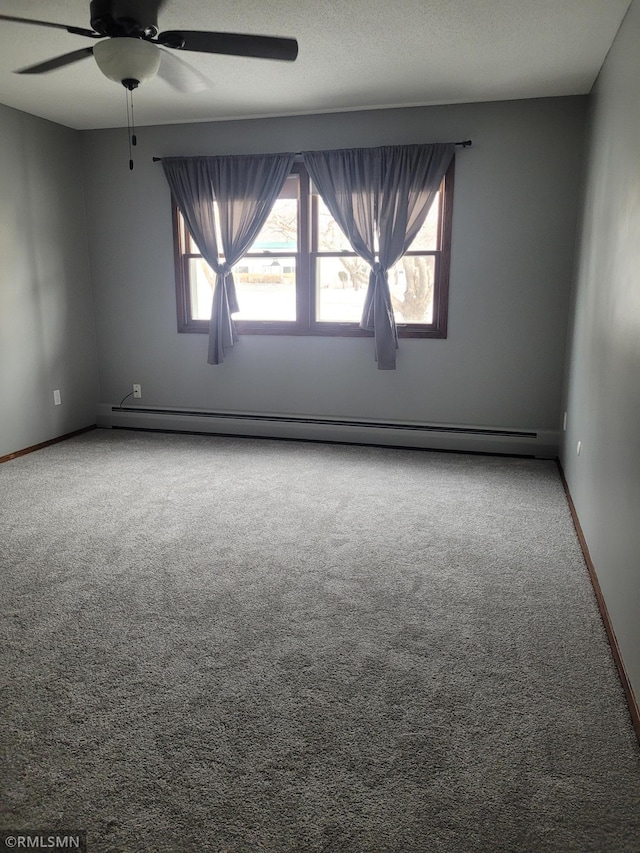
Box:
[0,13,99,38]
[157,49,212,93]
[157,30,298,62]
[17,48,95,75]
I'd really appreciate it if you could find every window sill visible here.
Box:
[178,320,446,339]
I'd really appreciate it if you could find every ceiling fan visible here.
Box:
[0,0,299,91]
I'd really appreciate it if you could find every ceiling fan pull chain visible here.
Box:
[130,89,137,148]
[125,87,134,170]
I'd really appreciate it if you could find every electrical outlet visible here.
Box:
[133,384,142,399]
[53,390,61,406]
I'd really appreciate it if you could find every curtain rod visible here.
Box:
[152,140,472,162]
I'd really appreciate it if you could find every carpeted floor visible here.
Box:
[1,428,639,852]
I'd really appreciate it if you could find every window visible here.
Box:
[173,160,454,338]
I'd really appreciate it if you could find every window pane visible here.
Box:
[315,196,353,251]
[234,257,296,320]
[316,257,368,322]
[189,258,215,320]
[186,175,298,256]
[189,257,297,321]
[248,196,298,253]
[388,255,435,323]
[316,255,436,324]
[315,189,440,252]
[409,192,440,251]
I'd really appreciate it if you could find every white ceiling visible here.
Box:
[0,0,632,131]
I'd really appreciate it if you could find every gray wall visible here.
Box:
[562,0,640,705]
[81,97,586,442]
[0,104,98,458]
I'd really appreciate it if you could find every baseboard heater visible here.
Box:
[100,404,557,457]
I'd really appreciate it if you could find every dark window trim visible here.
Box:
[172,159,454,339]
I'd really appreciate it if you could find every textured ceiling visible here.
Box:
[0,0,632,130]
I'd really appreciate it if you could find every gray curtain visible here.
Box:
[303,143,455,369]
[162,153,294,364]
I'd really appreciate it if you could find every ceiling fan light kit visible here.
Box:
[93,37,161,89]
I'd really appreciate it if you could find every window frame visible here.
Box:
[172,159,454,339]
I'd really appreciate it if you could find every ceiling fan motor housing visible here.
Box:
[89,0,159,39]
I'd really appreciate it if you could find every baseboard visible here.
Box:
[557,462,640,742]
[0,425,97,465]
[97,404,559,458]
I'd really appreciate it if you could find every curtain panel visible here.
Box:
[162,153,294,364]
[303,143,454,369]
